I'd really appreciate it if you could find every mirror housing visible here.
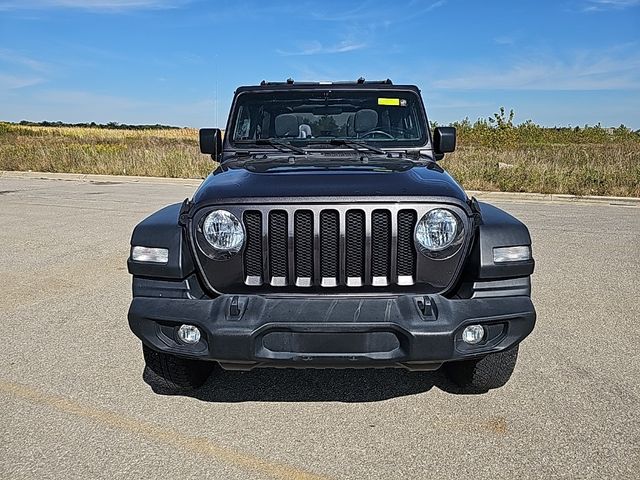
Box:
[199,128,223,158]
[433,126,456,160]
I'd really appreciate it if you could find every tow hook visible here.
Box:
[416,296,436,319]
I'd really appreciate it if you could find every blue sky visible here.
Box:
[1,0,639,128]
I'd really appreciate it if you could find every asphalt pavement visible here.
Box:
[1,176,638,479]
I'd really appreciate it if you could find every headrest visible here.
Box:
[354,109,378,133]
[299,124,312,138]
[275,114,299,137]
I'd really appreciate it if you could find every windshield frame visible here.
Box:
[223,86,433,160]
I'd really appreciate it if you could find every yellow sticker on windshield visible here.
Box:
[378,97,400,106]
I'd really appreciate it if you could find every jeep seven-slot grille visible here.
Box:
[242,208,417,287]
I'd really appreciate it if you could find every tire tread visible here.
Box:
[444,345,519,394]
[142,344,211,391]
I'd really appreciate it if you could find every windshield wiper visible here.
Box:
[329,139,386,155]
[236,139,307,155]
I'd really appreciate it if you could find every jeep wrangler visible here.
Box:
[128,78,536,394]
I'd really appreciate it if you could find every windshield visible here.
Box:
[229,89,428,149]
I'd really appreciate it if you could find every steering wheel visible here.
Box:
[360,130,394,139]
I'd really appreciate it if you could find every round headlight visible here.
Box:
[202,210,244,256]
[415,208,463,256]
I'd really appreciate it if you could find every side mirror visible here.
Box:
[433,126,456,160]
[199,128,223,158]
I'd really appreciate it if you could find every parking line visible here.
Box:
[0,379,329,480]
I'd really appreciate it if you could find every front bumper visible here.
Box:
[128,293,535,371]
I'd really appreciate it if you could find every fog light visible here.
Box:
[462,325,485,345]
[177,324,201,344]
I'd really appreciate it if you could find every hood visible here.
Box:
[191,161,467,205]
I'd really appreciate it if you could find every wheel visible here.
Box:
[360,130,395,139]
[142,344,213,391]
[444,345,519,394]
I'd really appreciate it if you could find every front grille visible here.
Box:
[242,207,418,288]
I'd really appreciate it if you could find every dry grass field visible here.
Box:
[0,124,211,179]
[1,121,638,197]
[442,143,640,197]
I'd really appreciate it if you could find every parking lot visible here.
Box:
[1,175,638,479]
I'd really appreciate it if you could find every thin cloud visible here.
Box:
[284,1,447,57]
[312,0,445,23]
[427,99,492,109]
[421,0,446,12]
[432,50,640,91]
[310,2,371,23]
[494,36,515,45]
[30,89,146,111]
[0,73,44,89]
[277,40,367,56]
[0,88,216,126]
[0,0,189,12]
[0,48,49,72]
[582,0,640,11]
[0,49,50,90]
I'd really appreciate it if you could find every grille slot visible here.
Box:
[294,210,313,284]
[243,211,263,285]
[268,210,288,285]
[241,207,420,288]
[371,210,391,284]
[397,210,417,283]
[320,210,339,285]
[345,210,365,284]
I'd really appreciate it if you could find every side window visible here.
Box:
[233,106,251,140]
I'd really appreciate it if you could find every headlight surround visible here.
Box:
[201,209,244,259]
[415,208,464,259]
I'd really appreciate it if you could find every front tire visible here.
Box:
[142,344,213,391]
[444,345,519,394]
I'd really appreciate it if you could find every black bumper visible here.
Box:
[129,294,535,371]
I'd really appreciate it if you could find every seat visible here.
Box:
[274,114,299,138]
[346,114,355,137]
[353,109,379,137]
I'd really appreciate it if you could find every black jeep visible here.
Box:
[128,79,536,394]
